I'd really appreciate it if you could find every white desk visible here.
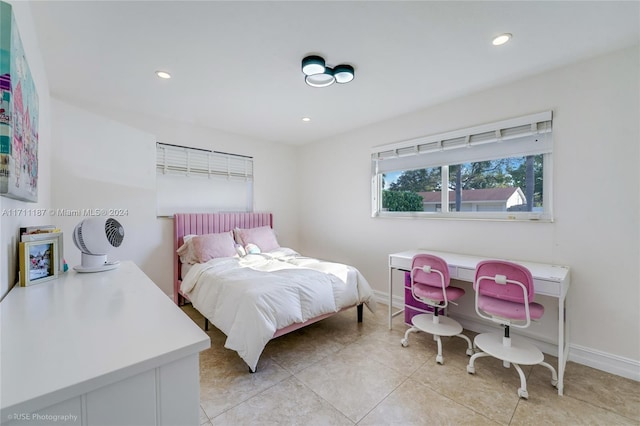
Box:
[389,249,570,395]
[1,261,211,425]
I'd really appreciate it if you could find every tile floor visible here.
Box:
[181,304,640,425]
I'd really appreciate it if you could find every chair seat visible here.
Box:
[415,283,465,303]
[411,313,463,337]
[478,294,544,320]
[474,332,544,365]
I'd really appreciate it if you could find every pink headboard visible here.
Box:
[173,212,273,305]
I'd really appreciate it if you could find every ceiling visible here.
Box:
[29,1,639,145]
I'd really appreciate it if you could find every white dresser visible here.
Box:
[0,261,210,425]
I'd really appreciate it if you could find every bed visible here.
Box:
[173,212,376,372]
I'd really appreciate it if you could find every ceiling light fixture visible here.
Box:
[155,70,171,79]
[301,55,325,76]
[334,64,355,84]
[301,55,354,87]
[492,33,512,46]
[306,66,335,87]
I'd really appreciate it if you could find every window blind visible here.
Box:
[372,111,553,173]
[156,143,254,217]
[156,143,253,180]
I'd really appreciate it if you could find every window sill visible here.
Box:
[373,211,553,223]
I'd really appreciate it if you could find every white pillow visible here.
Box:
[235,243,247,257]
[176,235,197,264]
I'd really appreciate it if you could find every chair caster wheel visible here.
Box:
[400,339,408,347]
[466,365,475,374]
[466,348,474,356]
[517,388,529,399]
[436,355,444,365]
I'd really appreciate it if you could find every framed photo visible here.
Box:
[21,231,64,273]
[18,239,58,286]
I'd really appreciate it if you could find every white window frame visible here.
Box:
[371,111,553,222]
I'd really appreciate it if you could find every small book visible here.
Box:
[20,225,57,235]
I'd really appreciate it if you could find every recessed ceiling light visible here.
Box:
[156,70,171,79]
[492,33,512,46]
[302,117,311,122]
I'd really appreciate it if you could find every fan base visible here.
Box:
[74,261,120,273]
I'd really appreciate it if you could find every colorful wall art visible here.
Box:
[0,1,39,202]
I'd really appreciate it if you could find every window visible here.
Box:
[156,143,253,217]
[371,111,553,221]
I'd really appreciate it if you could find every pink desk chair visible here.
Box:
[401,254,473,364]
[467,260,558,399]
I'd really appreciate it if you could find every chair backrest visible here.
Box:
[412,254,450,289]
[474,260,535,304]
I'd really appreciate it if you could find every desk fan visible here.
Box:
[72,217,125,272]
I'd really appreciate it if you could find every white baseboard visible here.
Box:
[568,344,640,382]
[373,291,640,382]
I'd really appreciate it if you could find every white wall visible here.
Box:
[0,1,51,299]
[49,99,299,296]
[296,46,640,376]
[50,100,161,283]
[86,106,300,250]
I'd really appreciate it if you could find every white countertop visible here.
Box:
[1,261,210,415]
[389,249,570,283]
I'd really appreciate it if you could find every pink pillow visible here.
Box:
[235,226,280,252]
[190,232,236,263]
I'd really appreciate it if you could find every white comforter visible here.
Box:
[180,248,376,371]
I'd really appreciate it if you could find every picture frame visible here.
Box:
[18,238,58,286]
[21,230,64,273]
